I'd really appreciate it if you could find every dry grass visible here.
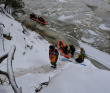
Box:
[48,40,54,44]
[24,23,32,29]
[3,34,12,40]
[35,30,47,36]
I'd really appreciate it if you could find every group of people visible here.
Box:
[30,13,45,23]
[30,13,86,68]
[59,42,75,57]
[49,44,86,68]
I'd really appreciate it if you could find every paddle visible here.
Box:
[62,57,72,62]
[81,64,86,66]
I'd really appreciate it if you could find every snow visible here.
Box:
[81,36,95,44]
[88,30,98,35]
[58,15,74,21]
[58,0,66,3]
[0,8,110,93]
[39,67,110,93]
[99,24,110,31]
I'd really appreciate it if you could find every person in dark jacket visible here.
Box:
[59,43,68,55]
[30,13,37,19]
[68,45,75,57]
[63,45,68,55]
[49,45,59,68]
[75,54,84,63]
[39,17,45,22]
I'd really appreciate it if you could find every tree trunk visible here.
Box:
[4,0,10,9]
[0,53,8,64]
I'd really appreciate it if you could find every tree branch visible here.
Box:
[7,45,22,93]
[0,53,8,64]
[0,53,10,83]
[0,70,9,78]
[0,70,10,84]
[0,23,5,27]
[35,77,51,92]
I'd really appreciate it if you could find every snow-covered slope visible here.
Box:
[0,12,50,71]
[39,66,110,93]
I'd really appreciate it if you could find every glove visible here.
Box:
[54,52,56,55]
[82,51,85,54]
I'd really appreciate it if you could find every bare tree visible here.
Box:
[0,45,22,93]
[4,0,24,9]
[4,0,25,14]
[0,23,5,51]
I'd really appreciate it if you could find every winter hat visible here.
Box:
[80,48,84,50]
[49,45,55,50]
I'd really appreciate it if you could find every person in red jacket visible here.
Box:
[49,45,59,68]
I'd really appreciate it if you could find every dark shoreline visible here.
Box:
[90,58,110,71]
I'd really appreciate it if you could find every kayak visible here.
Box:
[31,17,48,25]
[57,40,70,58]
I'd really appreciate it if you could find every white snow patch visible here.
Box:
[58,15,74,21]
[99,24,110,31]
[88,30,98,35]
[58,0,66,3]
[81,37,95,44]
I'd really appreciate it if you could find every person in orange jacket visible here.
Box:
[49,45,59,68]
[60,44,68,55]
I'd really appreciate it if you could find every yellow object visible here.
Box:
[77,54,84,60]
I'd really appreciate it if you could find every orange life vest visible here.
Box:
[63,44,66,47]
[49,49,57,63]
[61,44,66,48]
